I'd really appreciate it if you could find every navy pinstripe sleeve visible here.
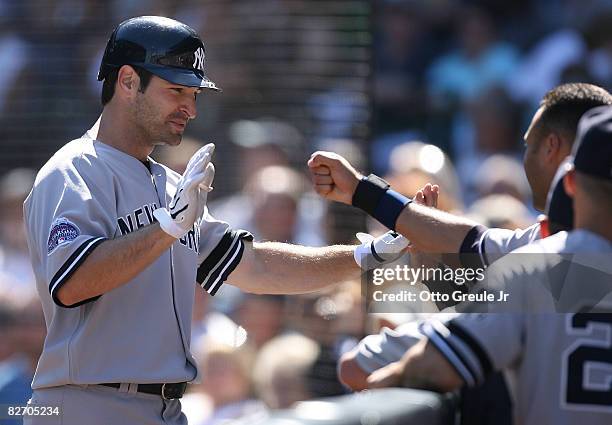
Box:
[196,228,253,295]
[460,224,541,268]
[420,314,523,387]
[49,237,106,307]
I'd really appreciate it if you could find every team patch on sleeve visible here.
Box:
[47,218,81,254]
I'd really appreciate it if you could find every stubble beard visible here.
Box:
[132,94,182,148]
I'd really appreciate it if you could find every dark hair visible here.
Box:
[101,66,153,105]
[537,83,612,145]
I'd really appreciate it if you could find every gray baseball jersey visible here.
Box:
[461,223,541,268]
[421,229,612,425]
[355,314,457,374]
[23,130,252,389]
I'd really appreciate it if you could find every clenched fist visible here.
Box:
[307,151,363,205]
[308,151,440,209]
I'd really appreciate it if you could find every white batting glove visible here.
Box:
[190,142,216,221]
[196,162,215,222]
[154,144,215,238]
[354,230,410,269]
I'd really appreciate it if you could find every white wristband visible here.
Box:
[354,231,410,270]
[153,208,187,239]
[354,242,373,269]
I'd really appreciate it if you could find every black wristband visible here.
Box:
[352,174,390,216]
[352,174,411,230]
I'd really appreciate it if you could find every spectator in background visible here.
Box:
[473,155,532,206]
[227,118,302,188]
[244,166,305,243]
[183,339,264,425]
[424,5,520,157]
[0,301,45,424]
[212,163,325,247]
[453,86,524,202]
[372,1,432,135]
[283,281,365,398]
[209,119,322,243]
[505,6,611,109]
[584,9,612,88]
[470,87,522,156]
[230,294,285,349]
[466,194,534,230]
[0,8,30,115]
[506,29,587,108]
[190,272,285,353]
[253,333,320,409]
[0,168,37,305]
[427,5,519,108]
[385,141,463,214]
[108,0,174,24]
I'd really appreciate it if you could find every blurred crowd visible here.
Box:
[1,0,611,423]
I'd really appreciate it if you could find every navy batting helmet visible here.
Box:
[98,16,220,91]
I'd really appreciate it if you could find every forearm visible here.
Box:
[398,339,463,392]
[366,337,463,392]
[228,241,360,295]
[308,152,479,254]
[57,223,176,305]
[395,203,479,253]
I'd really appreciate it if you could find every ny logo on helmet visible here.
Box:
[193,47,205,72]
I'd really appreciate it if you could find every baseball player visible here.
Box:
[365,105,612,425]
[22,16,404,425]
[342,158,576,388]
[342,168,576,425]
[330,83,610,391]
[309,83,612,269]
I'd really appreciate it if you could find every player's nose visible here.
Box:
[179,96,197,120]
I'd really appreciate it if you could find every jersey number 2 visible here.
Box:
[565,313,612,408]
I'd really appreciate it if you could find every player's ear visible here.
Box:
[117,65,139,99]
[544,132,562,162]
[563,168,576,198]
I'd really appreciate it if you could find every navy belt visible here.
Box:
[100,382,187,400]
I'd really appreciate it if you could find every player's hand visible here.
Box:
[354,231,410,269]
[308,151,363,205]
[193,144,216,221]
[414,183,439,208]
[407,183,439,255]
[368,339,463,392]
[154,144,215,238]
[195,162,215,222]
[366,360,405,388]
